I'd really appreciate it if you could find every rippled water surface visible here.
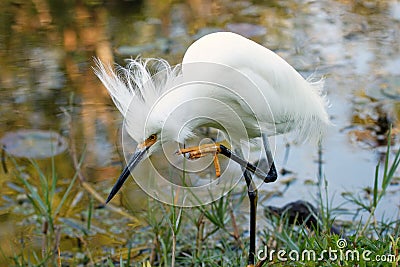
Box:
[0,0,399,264]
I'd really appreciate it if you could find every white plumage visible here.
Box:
[183,32,329,141]
[95,32,329,152]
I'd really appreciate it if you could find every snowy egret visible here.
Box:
[95,32,329,266]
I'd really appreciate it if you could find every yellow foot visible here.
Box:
[177,143,222,177]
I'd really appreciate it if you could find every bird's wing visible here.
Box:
[182,32,330,142]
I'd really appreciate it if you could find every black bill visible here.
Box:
[105,146,149,203]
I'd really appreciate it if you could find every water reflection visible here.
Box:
[0,0,399,264]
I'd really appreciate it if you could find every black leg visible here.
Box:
[261,134,278,183]
[243,170,257,267]
[264,161,277,183]
[219,144,277,183]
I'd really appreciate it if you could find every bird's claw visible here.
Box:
[177,143,221,159]
[177,143,222,177]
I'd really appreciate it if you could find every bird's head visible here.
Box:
[106,114,198,203]
[95,58,193,203]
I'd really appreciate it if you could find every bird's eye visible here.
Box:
[149,134,157,141]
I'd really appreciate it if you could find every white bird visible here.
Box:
[95,31,329,267]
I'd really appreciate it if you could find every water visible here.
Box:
[0,0,399,263]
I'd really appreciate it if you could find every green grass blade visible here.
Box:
[53,173,78,217]
[87,196,93,232]
[373,163,379,208]
[386,147,400,188]
[29,159,49,205]
[18,173,47,215]
[107,257,115,267]
[54,149,85,216]
[382,127,391,185]
[50,155,57,209]
[120,253,124,267]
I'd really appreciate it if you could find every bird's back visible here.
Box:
[182,32,329,142]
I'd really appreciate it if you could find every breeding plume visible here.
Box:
[95,32,329,267]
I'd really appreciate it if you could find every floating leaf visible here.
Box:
[1,130,67,159]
